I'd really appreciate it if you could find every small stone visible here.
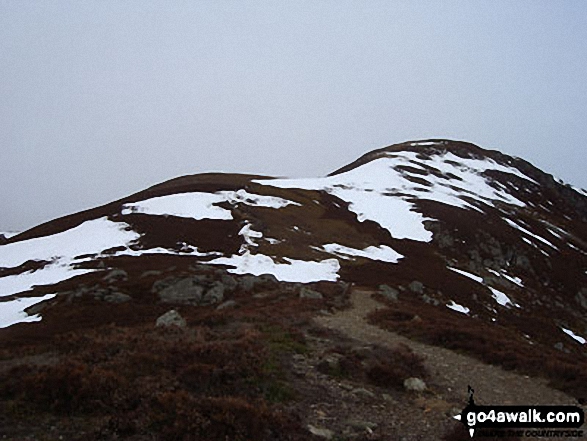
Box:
[156,310,186,328]
[352,387,376,399]
[300,287,323,300]
[448,407,462,417]
[403,377,426,392]
[216,300,237,310]
[307,424,334,440]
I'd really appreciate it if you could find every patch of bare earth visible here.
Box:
[296,288,583,440]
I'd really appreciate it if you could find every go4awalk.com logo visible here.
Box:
[454,386,585,438]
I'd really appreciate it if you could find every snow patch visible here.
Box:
[504,219,557,250]
[487,268,524,287]
[409,141,440,146]
[122,193,232,220]
[448,267,484,284]
[336,191,431,241]
[219,189,301,209]
[0,216,231,298]
[561,327,586,345]
[488,286,520,308]
[255,150,536,242]
[0,262,93,298]
[0,218,141,297]
[568,243,585,254]
[570,185,587,197]
[106,246,222,259]
[0,231,20,239]
[0,294,56,328]
[501,273,524,287]
[208,251,340,283]
[0,217,139,270]
[321,243,403,263]
[446,300,470,315]
[121,190,299,220]
[238,223,263,253]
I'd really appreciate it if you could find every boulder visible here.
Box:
[379,284,399,301]
[403,377,426,392]
[156,310,186,328]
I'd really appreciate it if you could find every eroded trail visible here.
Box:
[315,289,576,407]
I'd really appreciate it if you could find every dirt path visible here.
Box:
[315,289,577,407]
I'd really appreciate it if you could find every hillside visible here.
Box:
[0,140,585,440]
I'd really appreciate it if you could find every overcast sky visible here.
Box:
[1,1,586,231]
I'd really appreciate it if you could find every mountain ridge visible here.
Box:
[5,139,587,244]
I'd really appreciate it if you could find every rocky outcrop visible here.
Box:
[152,275,227,305]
